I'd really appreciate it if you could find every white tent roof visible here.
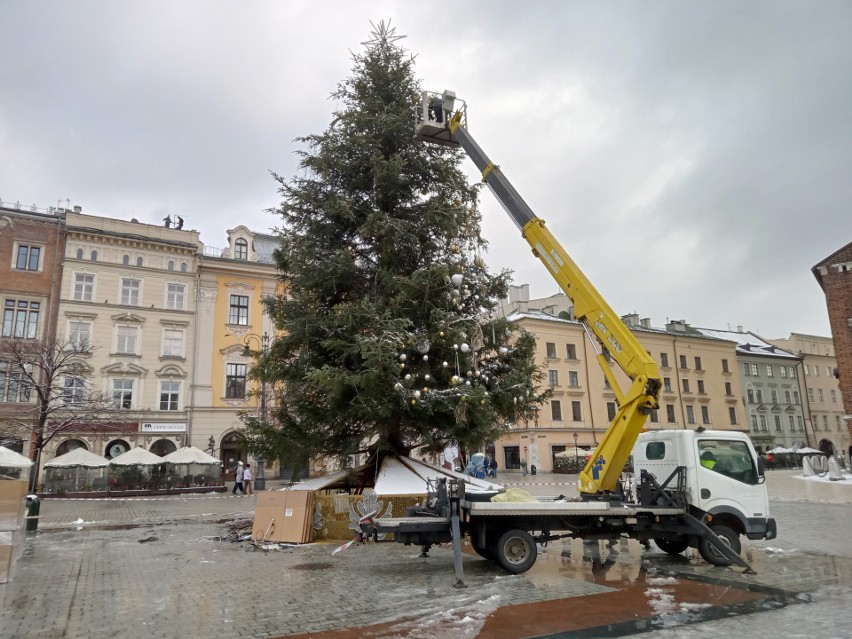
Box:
[286,466,370,492]
[162,446,220,464]
[555,447,593,458]
[286,456,503,495]
[109,447,164,466]
[375,457,502,495]
[45,447,109,468]
[0,446,33,468]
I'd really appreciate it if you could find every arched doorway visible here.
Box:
[56,439,89,457]
[818,439,835,456]
[220,432,243,470]
[150,439,177,457]
[105,439,131,460]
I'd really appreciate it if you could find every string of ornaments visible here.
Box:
[392,271,520,423]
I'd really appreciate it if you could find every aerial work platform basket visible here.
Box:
[415,90,466,147]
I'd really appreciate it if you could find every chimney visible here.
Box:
[73,205,82,213]
[621,313,639,327]
[508,284,530,304]
[666,319,688,333]
[640,317,651,328]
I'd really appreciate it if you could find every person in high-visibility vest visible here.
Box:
[700,450,717,470]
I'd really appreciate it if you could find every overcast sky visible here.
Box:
[2,2,850,339]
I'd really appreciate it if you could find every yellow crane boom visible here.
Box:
[417,91,661,497]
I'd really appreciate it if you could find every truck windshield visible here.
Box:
[697,440,759,485]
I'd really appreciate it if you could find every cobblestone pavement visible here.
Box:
[0,471,849,639]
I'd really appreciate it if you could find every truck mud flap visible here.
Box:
[684,514,756,574]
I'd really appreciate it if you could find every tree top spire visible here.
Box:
[362,19,406,49]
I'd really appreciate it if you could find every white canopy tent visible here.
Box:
[44,448,109,492]
[162,446,223,487]
[0,446,32,481]
[554,447,593,459]
[162,446,219,465]
[108,447,166,490]
[109,447,163,466]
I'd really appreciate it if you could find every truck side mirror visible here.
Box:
[756,456,766,483]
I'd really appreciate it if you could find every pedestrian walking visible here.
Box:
[243,463,253,495]
[232,461,245,495]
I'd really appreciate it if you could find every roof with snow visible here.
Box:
[252,233,278,265]
[691,328,799,359]
[506,310,578,325]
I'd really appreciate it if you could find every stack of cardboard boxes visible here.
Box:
[253,490,316,544]
[0,447,33,584]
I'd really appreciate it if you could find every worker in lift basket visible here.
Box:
[700,450,716,470]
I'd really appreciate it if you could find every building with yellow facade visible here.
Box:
[494,310,744,473]
[192,226,278,480]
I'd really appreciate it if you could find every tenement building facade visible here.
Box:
[812,241,852,458]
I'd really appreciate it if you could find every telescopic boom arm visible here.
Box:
[417,91,661,497]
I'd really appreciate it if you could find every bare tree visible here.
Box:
[0,336,123,491]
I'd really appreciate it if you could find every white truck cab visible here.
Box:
[633,429,777,562]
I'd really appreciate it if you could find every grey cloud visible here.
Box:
[1,1,849,337]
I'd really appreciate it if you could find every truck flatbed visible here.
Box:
[463,500,686,517]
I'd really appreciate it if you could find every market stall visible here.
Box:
[44,448,109,493]
[162,446,223,488]
[108,447,166,490]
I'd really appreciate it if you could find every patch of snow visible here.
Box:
[796,473,852,483]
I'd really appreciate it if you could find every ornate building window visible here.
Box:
[235,238,248,260]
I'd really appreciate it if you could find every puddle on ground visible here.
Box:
[281,537,844,639]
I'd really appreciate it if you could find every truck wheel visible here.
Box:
[495,529,537,574]
[698,524,741,566]
[654,537,689,556]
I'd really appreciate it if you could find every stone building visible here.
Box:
[494,311,744,473]
[0,203,66,454]
[193,226,279,482]
[768,333,847,457]
[812,241,852,457]
[48,210,200,468]
[692,327,805,451]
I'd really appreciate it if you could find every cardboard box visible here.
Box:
[0,530,14,584]
[0,544,11,584]
[0,480,28,501]
[253,490,315,544]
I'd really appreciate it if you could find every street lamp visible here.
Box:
[573,432,578,470]
[242,332,270,490]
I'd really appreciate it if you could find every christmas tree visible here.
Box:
[242,22,545,473]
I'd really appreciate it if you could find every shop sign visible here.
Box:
[140,422,187,433]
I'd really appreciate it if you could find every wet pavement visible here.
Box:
[0,470,849,639]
